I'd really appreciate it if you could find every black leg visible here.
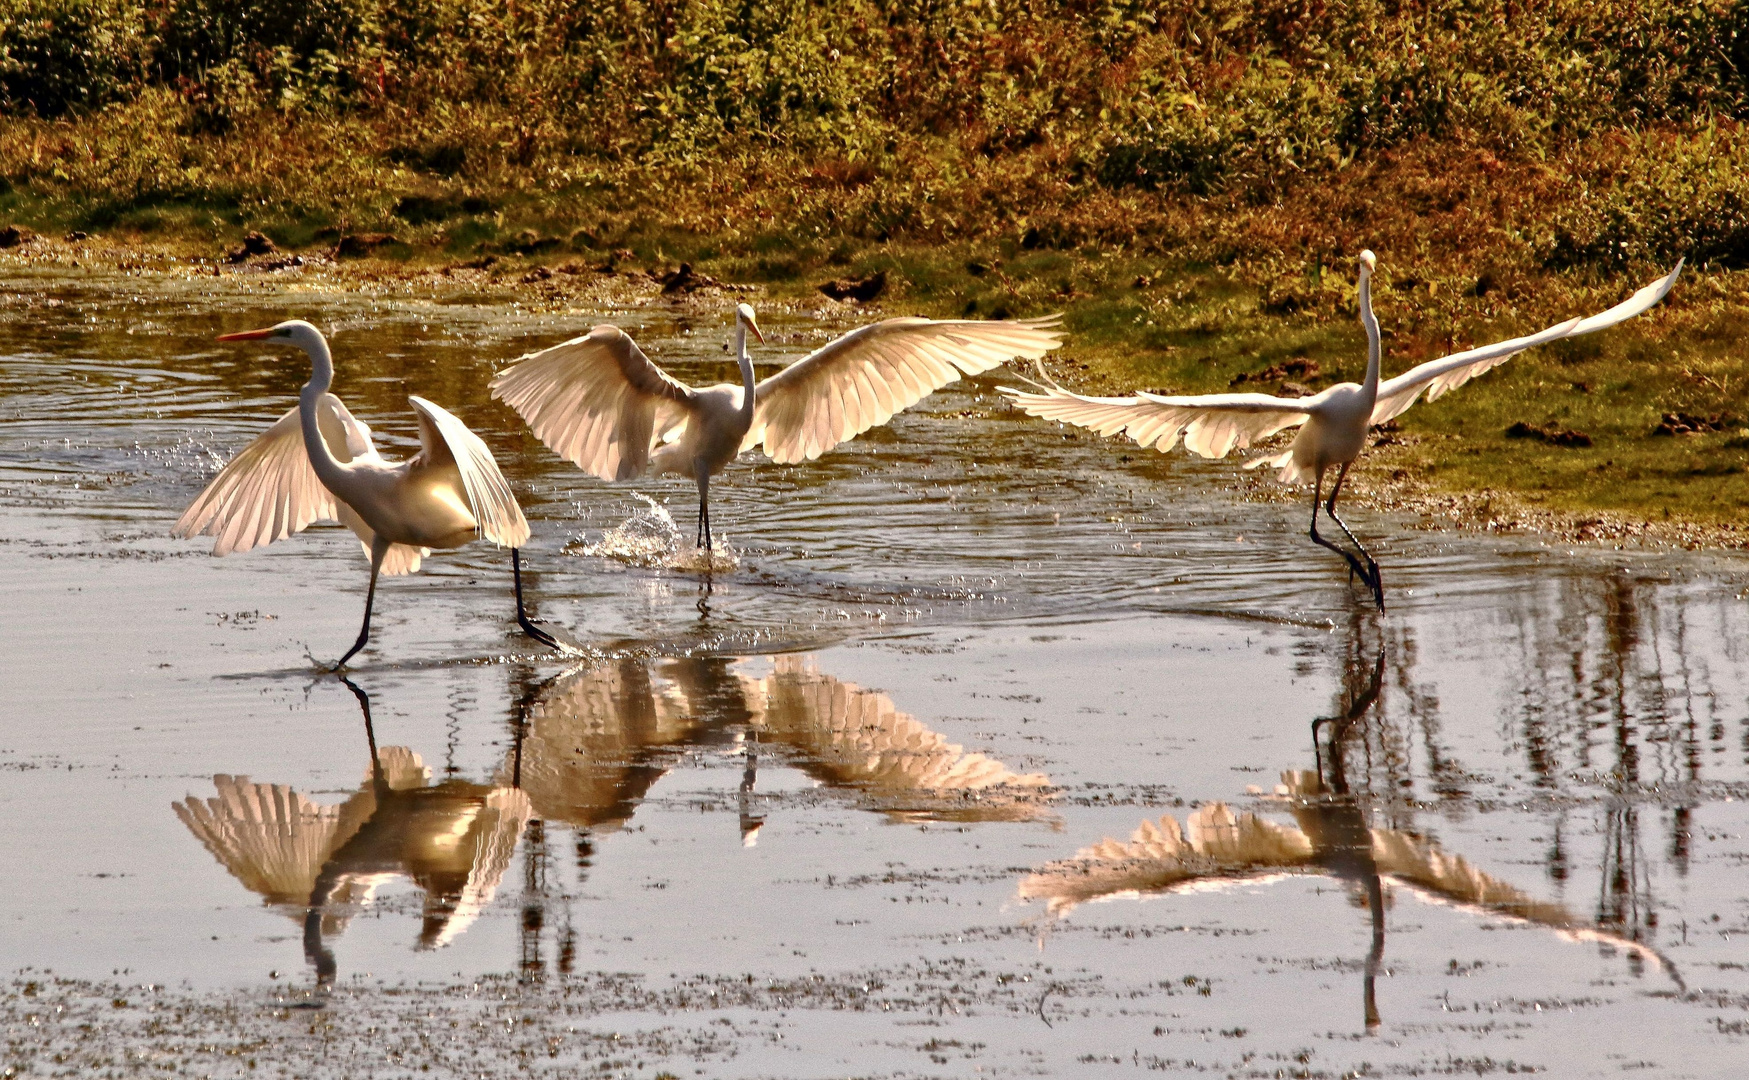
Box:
[512,548,561,651]
[1308,469,1384,611]
[1325,464,1384,612]
[696,468,712,552]
[332,540,387,671]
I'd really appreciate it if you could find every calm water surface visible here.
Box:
[3,265,1748,1076]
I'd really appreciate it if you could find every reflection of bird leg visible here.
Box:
[739,731,764,845]
[336,674,387,792]
[1324,464,1384,612]
[303,861,344,993]
[511,549,561,650]
[1363,869,1384,1032]
[333,537,389,670]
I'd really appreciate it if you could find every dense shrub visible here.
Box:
[4,0,1749,272]
[0,0,148,116]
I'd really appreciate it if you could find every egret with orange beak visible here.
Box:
[174,320,562,667]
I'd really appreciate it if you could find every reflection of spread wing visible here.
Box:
[173,774,377,906]
[429,788,533,948]
[1019,804,1313,915]
[511,659,698,829]
[757,655,1050,820]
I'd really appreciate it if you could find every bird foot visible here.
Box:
[518,614,570,654]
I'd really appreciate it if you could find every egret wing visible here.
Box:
[172,394,369,556]
[1371,260,1683,425]
[999,384,1316,459]
[489,325,697,481]
[408,395,530,548]
[747,315,1064,463]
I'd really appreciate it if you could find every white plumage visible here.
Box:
[1000,253,1682,607]
[491,303,1064,549]
[174,320,559,666]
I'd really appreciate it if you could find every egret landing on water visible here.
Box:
[173,320,565,668]
[490,302,1065,554]
[1000,251,1684,610]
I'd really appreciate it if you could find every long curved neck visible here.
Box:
[296,333,350,489]
[735,322,756,426]
[1358,269,1380,404]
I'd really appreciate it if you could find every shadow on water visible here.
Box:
[1020,612,1684,1031]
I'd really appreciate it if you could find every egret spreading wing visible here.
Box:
[998,383,1317,459]
[747,315,1064,463]
[409,395,530,548]
[489,325,696,481]
[1371,260,1683,425]
[173,394,367,556]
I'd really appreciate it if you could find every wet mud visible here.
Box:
[4,266,1749,1076]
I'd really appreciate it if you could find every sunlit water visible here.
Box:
[4,265,1748,1076]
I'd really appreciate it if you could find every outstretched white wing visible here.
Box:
[408,396,530,548]
[998,383,1317,459]
[1370,261,1683,424]
[747,315,1064,463]
[173,394,371,556]
[489,325,697,481]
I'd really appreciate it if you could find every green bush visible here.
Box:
[0,0,147,116]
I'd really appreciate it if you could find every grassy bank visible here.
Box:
[3,0,1749,534]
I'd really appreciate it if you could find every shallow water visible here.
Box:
[4,265,1749,1076]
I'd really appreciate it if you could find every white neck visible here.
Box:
[294,328,349,489]
[1358,268,1380,404]
[735,322,756,424]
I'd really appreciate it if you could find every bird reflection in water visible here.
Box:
[1019,632,1680,1031]
[511,652,1053,847]
[173,678,531,1001]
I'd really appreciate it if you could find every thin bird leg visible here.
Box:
[332,538,388,671]
[511,548,561,651]
[695,465,712,552]
[1325,463,1384,611]
[1308,471,1383,609]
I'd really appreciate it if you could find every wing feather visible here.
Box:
[749,315,1064,463]
[408,396,530,549]
[999,384,1315,458]
[1371,261,1683,425]
[173,395,371,556]
[489,325,697,481]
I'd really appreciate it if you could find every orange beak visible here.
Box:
[750,323,765,344]
[216,327,277,342]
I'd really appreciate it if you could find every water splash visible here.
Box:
[569,493,741,572]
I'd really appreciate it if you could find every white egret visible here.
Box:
[999,253,1683,608]
[173,320,561,668]
[490,303,1064,550]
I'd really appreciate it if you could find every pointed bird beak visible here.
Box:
[216,327,278,341]
[749,321,765,344]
